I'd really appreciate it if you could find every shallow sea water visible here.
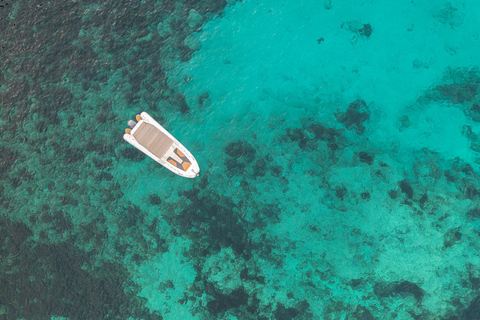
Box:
[1,0,480,319]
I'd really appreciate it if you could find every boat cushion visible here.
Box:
[134,123,173,159]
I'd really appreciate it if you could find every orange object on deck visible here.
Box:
[125,128,132,134]
[168,159,178,167]
[136,115,141,122]
[182,161,192,171]
[176,149,185,157]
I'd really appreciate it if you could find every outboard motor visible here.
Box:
[128,120,137,129]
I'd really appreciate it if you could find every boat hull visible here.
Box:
[123,112,200,178]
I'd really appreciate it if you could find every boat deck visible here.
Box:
[133,123,173,159]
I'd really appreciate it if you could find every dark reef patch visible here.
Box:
[434,2,463,28]
[167,188,251,255]
[358,151,374,165]
[223,140,275,179]
[436,83,478,104]
[0,216,157,319]
[443,159,480,200]
[175,93,191,114]
[462,294,480,320]
[63,146,85,164]
[252,158,268,177]
[60,195,79,206]
[359,24,373,38]
[466,103,480,122]
[348,305,374,320]
[179,43,196,62]
[274,303,300,320]
[183,0,228,16]
[361,192,371,201]
[33,86,73,124]
[198,91,210,109]
[1,0,234,318]
[341,21,373,39]
[270,165,283,177]
[374,280,424,302]
[443,228,462,248]
[399,179,414,199]
[92,157,112,170]
[335,186,348,200]
[286,120,344,153]
[81,221,106,246]
[164,187,289,318]
[225,140,256,160]
[225,157,247,176]
[463,185,479,200]
[121,147,146,162]
[240,267,266,284]
[467,208,480,219]
[418,193,428,207]
[207,288,249,316]
[150,194,162,206]
[426,67,480,106]
[0,146,18,179]
[257,203,282,225]
[335,99,370,134]
[308,123,341,145]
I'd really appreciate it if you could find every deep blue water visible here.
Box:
[1,0,480,319]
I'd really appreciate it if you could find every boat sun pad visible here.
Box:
[133,123,173,159]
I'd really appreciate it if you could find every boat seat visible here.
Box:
[166,148,192,171]
[133,123,173,159]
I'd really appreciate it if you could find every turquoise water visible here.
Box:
[1,0,480,319]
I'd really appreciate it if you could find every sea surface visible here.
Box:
[1,0,480,319]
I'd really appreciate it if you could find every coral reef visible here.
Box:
[2,0,480,319]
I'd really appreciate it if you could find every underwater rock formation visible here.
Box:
[398,179,414,199]
[168,188,251,255]
[434,2,464,28]
[121,147,146,162]
[424,68,480,127]
[465,103,480,122]
[357,151,374,165]
[335,100,370,134]
[3,0,480,319]
[286,121,344,152]
[225,140,256,160]
[0,0,234,317]
[341,21,373,38]
[348,305,374,320]
[0,217,157,319]
[223,139,274,179]
[462,294,480,319]
[435,82,478,104]
[274,303,300,320]
[0,147,17,179]
[206,288,249,315]
[374,280,425,302]
[187,9,203,28]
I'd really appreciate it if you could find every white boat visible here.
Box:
[123,112,200,178]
